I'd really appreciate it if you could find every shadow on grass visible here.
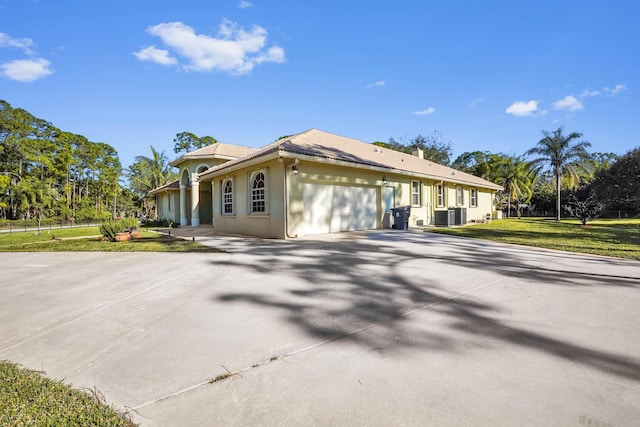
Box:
[211,231,640,382]
[127,236,224,252]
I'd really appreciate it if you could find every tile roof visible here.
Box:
[148,179,179,195]
[200,129,503,190]
[170,143,259,166]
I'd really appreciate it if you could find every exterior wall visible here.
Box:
[204,157,498,238]
[206,158,287,239]
[156,191,180,223]
[175,159,227,226]
[287,161,390,237]
[474,190,494,221]
[176,158,227,177]
[432,184,494,224]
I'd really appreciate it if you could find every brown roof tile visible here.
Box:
[200,129,503,190]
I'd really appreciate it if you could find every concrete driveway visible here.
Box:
[1,230,639,426]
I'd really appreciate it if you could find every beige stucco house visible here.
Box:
[150,143,258,226]
[151,129,502,238]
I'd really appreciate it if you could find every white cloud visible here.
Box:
[413,107,435,116]
[505,100,542,117]
[469,97,484,107]
[605,84,627,96]
[133,45,177,65]
[0,58,53,82]
[553,95,583,111]
[579,89,601,97]
[366,80,385,89]
[0,32,34,54]
[135,20,285,75]
[238,1,252,8]
[0,32,53,82]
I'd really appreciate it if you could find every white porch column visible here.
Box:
[190,174,200,227]
[179,184,188,226]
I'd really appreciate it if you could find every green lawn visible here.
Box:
[0,360,136,426]
[425,217,640,260]
[0,227,222,253]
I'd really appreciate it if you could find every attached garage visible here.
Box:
[302,183,378,235]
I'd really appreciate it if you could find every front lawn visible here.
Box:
[0,227,222,253]
[425,218,640,260]
[0,360,135,426]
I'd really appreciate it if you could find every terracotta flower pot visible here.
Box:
[115,232,131,242]
[130,230,143,239]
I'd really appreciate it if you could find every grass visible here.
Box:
[425,217,640,260]
[0,227,222,253]
[0,360,136,426]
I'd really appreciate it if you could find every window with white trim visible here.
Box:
[411,180,421,206]
[456,186,464,206]
[470,188,477,207]
[250,171,268,214]
[222,178,234,215]
[436,184,445,207]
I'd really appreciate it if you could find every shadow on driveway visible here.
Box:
[207,230,640,382]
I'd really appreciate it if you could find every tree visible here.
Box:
[564,192,603,225]
[588,152,619,175]
[173,131,217,154]
[127,146,177,217]
[451,151,492,176]
[485,155,535,217]
[590,147,640,213]
[526,128,592,221]
[374,131,453,165]
[1,100,123,221]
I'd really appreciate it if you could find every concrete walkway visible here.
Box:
[1,230,639,426]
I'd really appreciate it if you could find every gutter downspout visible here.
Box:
[284,158,299,238]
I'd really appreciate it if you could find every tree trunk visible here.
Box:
[556,172,561,221]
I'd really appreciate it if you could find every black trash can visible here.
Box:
[391,206,411,230]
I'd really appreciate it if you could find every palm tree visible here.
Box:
[127,146,177,217]
[486,154,535,218]
[526,128,591,221]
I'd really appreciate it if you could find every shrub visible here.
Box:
[120,217,139,231]
[99,217,139,242]
[99,220,120,242]
[141,218,175,228]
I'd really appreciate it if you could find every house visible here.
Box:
[150,142,258,226]
[152,129,503,238]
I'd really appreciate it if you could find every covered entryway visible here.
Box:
[302,183,377,235]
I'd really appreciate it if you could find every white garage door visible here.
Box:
[303,183,378,235]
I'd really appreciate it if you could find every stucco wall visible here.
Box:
[156,191,180,223]
[204,157,497,238]
[287,161,388,237]
[176,158,227,177]
[207,159,287,238]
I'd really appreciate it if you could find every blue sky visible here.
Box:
[1,0,638,170]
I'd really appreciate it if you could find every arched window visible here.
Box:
[222,178,234,215]
[251,171,266,213]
